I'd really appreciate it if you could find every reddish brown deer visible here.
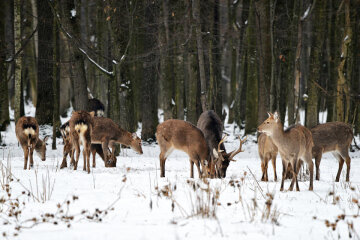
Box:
[258,112,314,191]
[258,133,278,181]
[311,122,353,182]
[15,116,49,170]
[69,111,95,173]
[156,119,211,178]
[197,110,246,178]
[90,117,143,166]
[60,120,116,169]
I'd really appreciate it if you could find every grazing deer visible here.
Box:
[258,112,314,191]
[311,122,353,182]
[156,119,211,178]
[88,98,105,117]
[90,117,143,166]
[197,110,246,178]
[69,111,95,173]
[15,116,49,170]
[258,133,278,181]
[60,120,115,169]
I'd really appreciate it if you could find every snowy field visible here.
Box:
[1,107,360,239]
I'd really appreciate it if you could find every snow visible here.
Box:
[1,104,360,239]
[78,48,114,76]
[301,5,311,20]
[70,9,76,18]
[344,35,348,41]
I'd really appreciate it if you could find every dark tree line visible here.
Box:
[0,0,360,146]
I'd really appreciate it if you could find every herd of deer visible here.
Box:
[15,99,353,192]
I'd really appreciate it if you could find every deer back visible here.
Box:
[156,119,209,160]
[311,122,353,154]
[197,110,224,153]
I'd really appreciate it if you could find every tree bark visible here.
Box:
[0,0,10,132]
[192,0,208,112]
[36,0,53,125]
[141,0,159,141]
[245,1,258,134]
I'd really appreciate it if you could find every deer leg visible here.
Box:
[333,153,344,182]
[339,149,351,182]
[159,152,167,178]
[194,159,202,178]
[261,161,265,181]
[29,147,34,169]
[91,148,96,168]
[101,141,109,166]
[271,154,277,181]
[307,155,314,191]
[83,149,87,171]
[280,167,286,191]
[314,153,322,181]
[345,156,350,182]
[190,160,194,178]
[74,143,80,170]
[86,144,91,174]
[23,146,29,170]
[60,149,68,169]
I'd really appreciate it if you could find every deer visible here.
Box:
[15,116,49,170]
[197,110,247,178]
[310,122,353,182]
[258,133,278,181]
[87,98,105,117]
[69,111,95,173]
[258,112,314,191]
[60,120,116,169]
[90,116,143,166]
[156,119,212,178]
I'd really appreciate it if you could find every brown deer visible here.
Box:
[258,133,278,181]
[69,111,95,173]
[156,119,211,178]
[197,110,246,178]
[87,98,105,117]
[15,116,49,170]
[60,120,116,169]
[258,112,314,191]
[311,122,353,182]
[90,117,143,166]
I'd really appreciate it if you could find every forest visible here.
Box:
[0,0,360,144]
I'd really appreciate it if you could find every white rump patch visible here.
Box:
[75,123,88,146]
[97,110,104,117]
[23,128,35,136]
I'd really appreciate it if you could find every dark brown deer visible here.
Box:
[90,117,143,166]
[197,110,246,178]
[258,133,278,181]
[60,120,116,169]
[69,111,94,173]
[15,116,49,170]
[258,112,314,191]
[87,98,105,117]
[311,122,353,182]
[156,119,211,178]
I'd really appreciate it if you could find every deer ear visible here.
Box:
[43,135,49,143]
[273,112,279,122]
[212,148,219,158]
[132,133,137,140]
[89,111,95,117]
[267,112,272,117]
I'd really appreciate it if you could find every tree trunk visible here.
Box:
[245,1,258,134]
[141,0,158,141]
[5,1,15,107]
[36,0,53,125]
[0,0,10,132]
[255,0,271,124]
[14,0,24,123]
[192,0,207,112]
[336,0,351,122]
[52,20,60,149]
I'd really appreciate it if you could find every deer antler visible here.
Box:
[228,135,247,161]
[218,134,227,153]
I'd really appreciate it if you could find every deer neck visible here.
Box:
[116,129,132,146]
[269,123,286,147]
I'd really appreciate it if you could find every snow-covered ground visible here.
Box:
[0,106,359,239]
